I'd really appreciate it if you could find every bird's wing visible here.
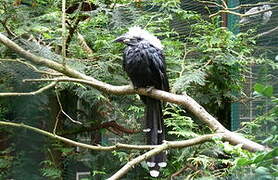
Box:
[146,46,169,92]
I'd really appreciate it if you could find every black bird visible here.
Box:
[114,26,169,177]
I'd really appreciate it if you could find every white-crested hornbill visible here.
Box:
[114,26,169,177]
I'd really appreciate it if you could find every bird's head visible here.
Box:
[114,26,163,50]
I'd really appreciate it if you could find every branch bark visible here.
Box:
[108,134,219,180]
[0,121,154,151]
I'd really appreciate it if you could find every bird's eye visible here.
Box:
[137,37,143,41]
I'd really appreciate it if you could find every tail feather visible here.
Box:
[145,97,166,177]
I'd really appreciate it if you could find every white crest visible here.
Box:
[126,26,163,50]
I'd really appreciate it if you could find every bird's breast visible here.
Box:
[125,48,150,72]
[123,46,157,87]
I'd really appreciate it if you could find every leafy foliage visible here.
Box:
[241,83,278,147]
[164,104,198,138]
[0,0,277,179]
[40,160,62,179]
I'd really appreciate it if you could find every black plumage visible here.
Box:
[114,27,169,177]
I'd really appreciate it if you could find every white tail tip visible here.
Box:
[146,162,155,167]
[143,128,151,132]
[150,170,160,177]
[158,162,167,167]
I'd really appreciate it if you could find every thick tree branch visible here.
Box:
[0,33,88,79]
[0,33,268,153]
[24,77,226,131]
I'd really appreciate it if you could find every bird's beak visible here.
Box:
[113,34,130,43]
[113,35,125,43]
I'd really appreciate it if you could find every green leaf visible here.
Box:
[253,153,266,164]
[254,83,273,98]
[254,83,265,93]
[0,158,11,168]
[264,86,273,97]
[236,158,252,166]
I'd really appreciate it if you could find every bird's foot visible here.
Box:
[146,86,154,93]
[130,83,139,91]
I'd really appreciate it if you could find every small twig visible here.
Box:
[197,0,225,9]
[54,109,62,135]
[111,0,118,9]
[256,26,278,38]
[62,0,67,63]
[209,9,242,18]
[240,6,278,17]
[171,166,188,179]
[204,0,278,19]
[55,90,83,126]
[65,2,86,55]
[77,32,94,55]
[229,2,278,10]
[144,14,161,28]
[0,82,56,97]
[203,59,212,67]
[1,18,16,37]
[170,163,203,179]
[219,0,227,9]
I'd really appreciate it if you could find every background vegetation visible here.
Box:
[0,0,277,179]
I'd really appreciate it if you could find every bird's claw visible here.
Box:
[146,86,154,93]
[130,83,139,90]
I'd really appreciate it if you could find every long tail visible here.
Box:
[144,97,166,177]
